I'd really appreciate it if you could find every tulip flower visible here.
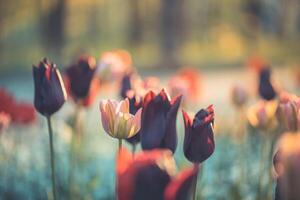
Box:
[33,58,67,116]
[277,92,300,132]
[120,73,132,99]
[258,67,277,101]
[65,55,98,106]
[32,58,67,200]
[231,85,248,108]
[117,148,199,200]
[140,89,182,153]
[100,98,142,141]
[182,105,215,163]
[273,132,300,200]
[182,105,215,200]
[247,100,278,130]
[0,88,36,124]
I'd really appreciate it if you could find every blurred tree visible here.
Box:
[39,0,66,55]
[161,0,186,68]
[129,0,142,45]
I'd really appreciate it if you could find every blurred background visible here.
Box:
[0,0,300,72]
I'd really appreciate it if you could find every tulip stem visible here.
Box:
[132,144,136,157]
[46,116,57,200]
[118,139,122,151]
[191,163,199,200]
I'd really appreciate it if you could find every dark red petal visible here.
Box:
[162,95,182,153]
[165,165,199,200]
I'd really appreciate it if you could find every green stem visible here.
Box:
[191,163,199,200]
[132,144,136,158]
[46,116,57,200]
[118,139,122,151]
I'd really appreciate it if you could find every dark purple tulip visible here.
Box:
[182,105,215,163]
[258,67,276,101]
[140,89,182,153]
[126,94,143,145]
[33,58,67,116]
[65,55,97,100]
[133,164,171,200]
[120,73,132,99]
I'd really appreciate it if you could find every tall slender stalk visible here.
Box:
[46,116,57,200]
[191,163,199,200]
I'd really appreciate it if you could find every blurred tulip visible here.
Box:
[273,132,300,200]
[164,165,199,200]
[231,85,248,107]
[258,67,277,101]
[11,102,36,124]
[117,148,175,200]
[0,112,11,131]
[125,92,143,146]
[140,89,182,153]
[168,68,201,104]
[100,98,142,139]
[182,105,215,163]
[120,73,132,99]
[246,56,266,73]
[247,100,278,130]
[33,58,67,116]
[98,50,132,82]
[65,55,98,106]
[277,92,300,132]
[0,88,36,124]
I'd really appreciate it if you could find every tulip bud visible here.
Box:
[120,73,132,99]
[140,89,182,153]
[231,85,248,107]
[182,105,215,163]
[258,67,277,101]
[65,55,98,104]
[0,112,11,131]
[100,98,142,139]
[247,100,278,130]
[277,93,300,132]
[33,58,67,116]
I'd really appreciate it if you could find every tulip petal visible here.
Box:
[165,165,199,200]
[141,92,169,150]
[100,100,111,135]
[162,95,182,153]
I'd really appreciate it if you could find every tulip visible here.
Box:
[117,148,199,200]
[100,98,142,140]
[0,88,36,124]
[182,105,215,163]
[33,58,67,116]
[32,58,67,200]
[231,85,248,108]
[65,55,98,106]
[277,92,300,132]
[258,67,277,101]
[247,100,278,130]
[273,132,300,200]
[120,73,132,99]
[140,89,182,153]
[182,105,215,200]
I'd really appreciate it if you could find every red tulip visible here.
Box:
[140,89,182,153]
[182,105,215,163]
